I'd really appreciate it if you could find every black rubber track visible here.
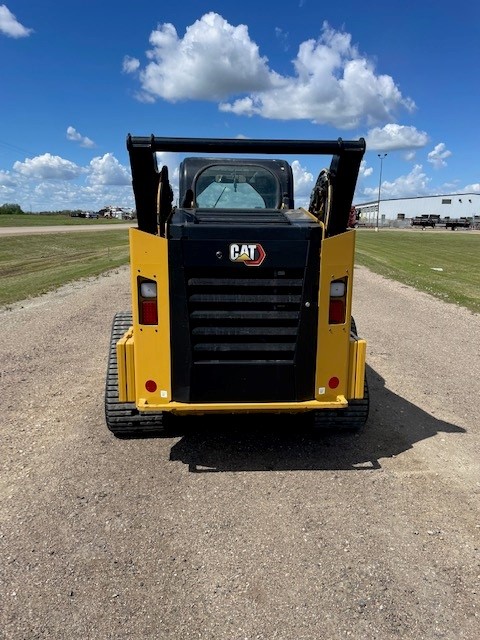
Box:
[105,312,168,437]
[311,377,369,432]
[105,314,369,436]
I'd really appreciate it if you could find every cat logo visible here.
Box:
[229,243,266,267]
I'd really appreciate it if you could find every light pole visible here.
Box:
[376,153,387,232]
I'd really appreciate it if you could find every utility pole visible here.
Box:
[376,153,387,232]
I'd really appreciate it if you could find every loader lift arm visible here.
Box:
[126,135,366,237]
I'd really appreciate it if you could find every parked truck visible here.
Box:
[105,135,369,436]
[411,214,440,229]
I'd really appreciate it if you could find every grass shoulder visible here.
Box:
[0,213,128,227]
[355,229,480,314]
[0,229,130,307]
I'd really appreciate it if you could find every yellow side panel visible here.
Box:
[315,230,356,401]
[129,228,171,406]
[116,333,128,403]
[348,337,366,399]
[354,338,366,398]
[125,334,136,402]
[347,337,357,400]
[116,330,135,402]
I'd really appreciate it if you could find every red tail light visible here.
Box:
[138,278,158,324]
[329,278,347,324]
[329,299,345,324]
[141,300,158,325]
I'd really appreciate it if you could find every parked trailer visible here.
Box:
[443,217,471,230]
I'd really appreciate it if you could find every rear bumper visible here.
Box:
[137,397,348,414]
[116,328,366,414]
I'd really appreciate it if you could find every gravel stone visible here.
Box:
[0,263,479,640]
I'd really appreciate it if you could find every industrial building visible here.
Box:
[355,192,480,227]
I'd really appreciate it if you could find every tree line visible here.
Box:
[0,203,82,216]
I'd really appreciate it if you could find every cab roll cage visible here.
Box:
[126,134,366,237]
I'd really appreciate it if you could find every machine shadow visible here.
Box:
[167,365,465,472]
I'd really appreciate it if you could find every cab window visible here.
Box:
[195,165,280,209]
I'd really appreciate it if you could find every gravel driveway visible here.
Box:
[1,265,479,640]
[0,223,134,237]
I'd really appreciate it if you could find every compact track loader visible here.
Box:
[105,135,369,436]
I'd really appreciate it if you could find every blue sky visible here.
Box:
[1,0,479,212]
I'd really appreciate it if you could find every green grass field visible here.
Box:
[0,223,478,314]
[0,213,126,227]
[355,229,480,314]
[0,230,130,307]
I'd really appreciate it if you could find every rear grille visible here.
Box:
[194,211,290,224]
[187,269,304,363]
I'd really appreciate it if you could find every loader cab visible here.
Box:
[178,158,295,210]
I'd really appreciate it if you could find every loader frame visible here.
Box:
[105,135,368,435]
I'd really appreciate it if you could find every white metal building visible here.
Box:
[355,192,480,224]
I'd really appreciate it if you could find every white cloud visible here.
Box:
[0,4,33,38]
[275,27,290,52]
[136,13,272,102]
[464,183,480,193]
[360,160,373,179]
[365,124,428,151]
[22,179,133,212]
[0,169,16,186]
[13,154,83,180]
[291,160,314,207]
[87,153,131,186]
[128,15,413,129]
[427,142,451,169]
[155,152,180,172]
[362,163,431,200]
[122,55,140,73]
[3,152,135,211]
[0,169,16,201]
[66,126,95,148]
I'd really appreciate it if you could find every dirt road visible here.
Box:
[1,265,479,640]
[0,223,134,237]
